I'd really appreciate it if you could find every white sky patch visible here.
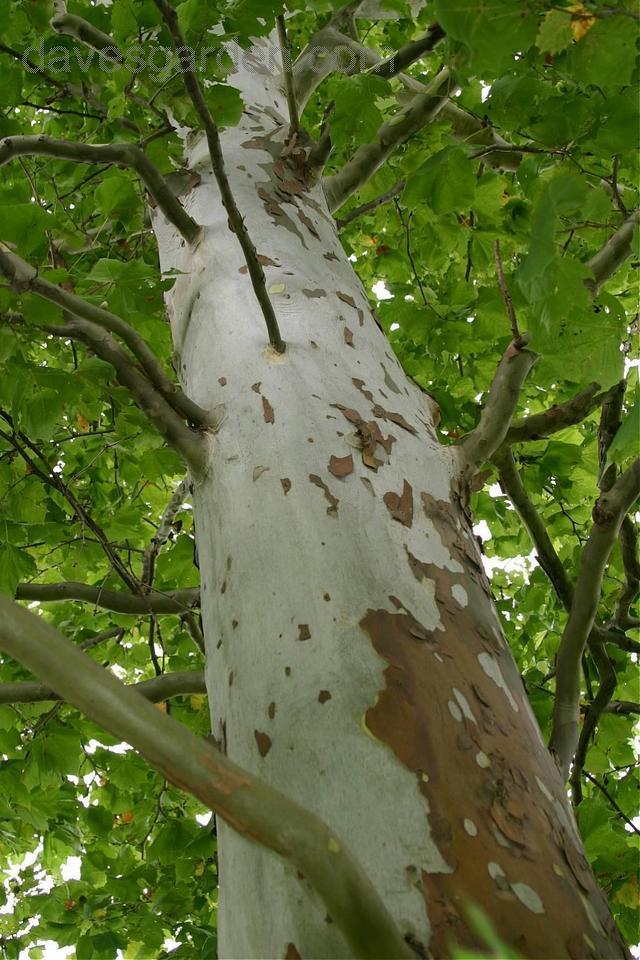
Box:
[372,279,393,301]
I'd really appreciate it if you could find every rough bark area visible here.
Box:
[152,37,627,960]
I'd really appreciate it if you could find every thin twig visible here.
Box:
[494,239,520,341]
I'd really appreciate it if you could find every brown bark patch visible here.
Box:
[268,701,276,720]
[262,396,275,423]
[309,474,339,516]
[218,377,227,386]
[343,326,354,347]
[336,291,357,309]
[298,210,320,238]
[318,690,332,704]
[284,944,301,960]
[328,454,354,479]
[297,624,311,642]
[280,478,292,495]
[302,288,326,298]
[254,730,272,758]
[383,480,414,527]
[359,541,623,958]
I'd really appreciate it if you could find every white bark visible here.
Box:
[152,36,626,960]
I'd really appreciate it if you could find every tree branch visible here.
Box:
[0,414,140,593]
[493,448,573,609]
[0,244,215,432]
[0,595,412,960]
[570,633,616,804]
[335,180,405,228]
[457,341,538,476]
[59,316,209,474]
[586,209,639,293]
[277,16,300,138]
[505,382,607,444]
[50,1,121,56]
[614,516,640,629]
[324,68,450,213]
[141,479,190,587]
[0,669,206,706]
[153,0,285,354]
[549,459,640,781]
[0,135,201,244]
[15,581,200,615]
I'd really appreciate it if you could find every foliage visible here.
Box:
[0,0,637,956]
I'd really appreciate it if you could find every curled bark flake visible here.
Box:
[254,730,272,757]
[253,466,270,481]
[280,478,292,495]
[309,474,339,516]
[383,480,414,527]
[328,454,354,479]
[262,396,275,423]
[252,382,262,393]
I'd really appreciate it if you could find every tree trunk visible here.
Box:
[152,37,627,960]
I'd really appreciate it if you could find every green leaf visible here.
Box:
[434,0,539,72]
[536,9,573,54]
[403,146,475,214]
[607,393,640,468]
[0,543,37,596]
[567,16,638,90]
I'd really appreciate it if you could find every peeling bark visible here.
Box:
[152,34,627,960]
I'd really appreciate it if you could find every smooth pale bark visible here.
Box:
[152,36,627,960]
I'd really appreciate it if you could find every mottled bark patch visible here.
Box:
[254,730,272,757]
[383,480,414,527]
[358,495,620,957]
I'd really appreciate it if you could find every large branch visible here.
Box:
[0,135,200,245]
[15,581,200,615]
[549,459,640,781]
[153,0,285,354]
[456,340,538,476]
[505,382,607,445]
[0,244,214,431]
[50,1,121,56]
[324,68,450,213]
[0,596,412,960]
[586,209,639,293]
[293,24,443,114]
[0,669,206,706]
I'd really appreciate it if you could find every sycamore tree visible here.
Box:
[0,0,638,957]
